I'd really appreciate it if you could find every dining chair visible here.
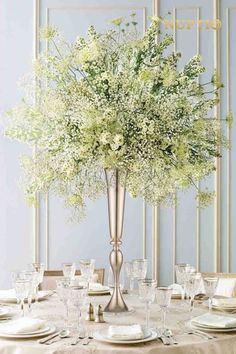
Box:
[202,272,236,297]
[40,268,105,291]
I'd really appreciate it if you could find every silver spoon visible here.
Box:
[46,329,70,345]
[71,335,85,346]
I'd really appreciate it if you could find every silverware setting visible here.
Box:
[156,329,171,345]
[164,329,178,344]
[70,335,85,346]
[38,331,61,344]
[45,329,71,345]
[82,335,94,345]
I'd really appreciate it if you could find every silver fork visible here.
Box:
[82,335,93,345]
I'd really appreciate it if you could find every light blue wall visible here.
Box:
[0,0,235,288]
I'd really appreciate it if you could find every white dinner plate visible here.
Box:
[88,286,110,295]
[94,329,157,344]
[189,322,236,333]
[0,307,11,318]
[0,290,53,303]
[0,325,56,339]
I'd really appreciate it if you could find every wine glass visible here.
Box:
[29,263,45,302]
[203,277,218,312]
[70,285,88,333]
[79,259,95,288]
[13,279,31,316]
[175,263,191,300]
[185,272,202,317]
[62,263,76,281]
[132,259,147,290]
[21,271,40,313]
[138,279,157,329]
[124,261,135,294]
[56,278,71,329]
[156,287,172,333]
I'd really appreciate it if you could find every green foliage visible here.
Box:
[5,17,229,219]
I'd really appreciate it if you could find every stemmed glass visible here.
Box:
[62,263,76,281]
[13,279,31,316]
[56,278,71,329]
[21,271,40,313]
[138,279,157,329]
[79,259,95,288]
[203,277,218,312]
[124,261,135,294]
[156,287,172,333]
[29,263,45,302]
[132,259,147,290]
[175,263,191,300]
[71,286,88,333]
[185,272,202,317]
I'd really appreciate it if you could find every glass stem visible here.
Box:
[146,302,150,329]
[28,297,32,313]
[181,285,185,301]
[78,306,81,330]
[209,297,213,312]
[130,278,134,292]
[189,298,194,319]
[21,300,24,317]
[65,301,69,329]
[161,308,166,331]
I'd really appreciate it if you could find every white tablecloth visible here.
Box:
[1,294,236,354]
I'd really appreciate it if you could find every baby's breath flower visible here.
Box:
[40,25,57,40]
[5,15,228,220]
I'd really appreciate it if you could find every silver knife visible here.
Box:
[38,331,61,344]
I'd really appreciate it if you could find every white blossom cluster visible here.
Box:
[5,16,230,219]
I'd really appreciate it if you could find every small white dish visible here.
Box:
[190,322,236,333]
[0,325,56,339]
[94,328,157,344]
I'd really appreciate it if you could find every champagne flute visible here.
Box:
[56,278,71,329]
[13,279,30,316]
[71,285,88,333]
[138,279,157,329]
[203,277,218,312]
[79,259,95,288]
[124,261,135,294]
[132,259,147,291]
[156,287,172,333]
[29,263,44,302]
[62,263,76,281]
[175,263,191,300]
[185,272,202,317]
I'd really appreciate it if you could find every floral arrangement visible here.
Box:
[5,15,231,219]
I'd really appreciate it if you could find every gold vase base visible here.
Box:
[104,288,129,313]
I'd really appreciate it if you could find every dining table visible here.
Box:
[0,292,236,354]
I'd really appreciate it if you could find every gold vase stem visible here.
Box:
[104,169,129,313]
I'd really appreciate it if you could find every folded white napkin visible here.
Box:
[213,297,236,308]
[169,283,183,295]
[0,317,46,334]
[0,289,16,300]
[108,324,143,340]
[191,313,236,328]
[215,278,236,298]
[89,283,107,291]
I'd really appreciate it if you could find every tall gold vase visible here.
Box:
[104,169,129,313]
